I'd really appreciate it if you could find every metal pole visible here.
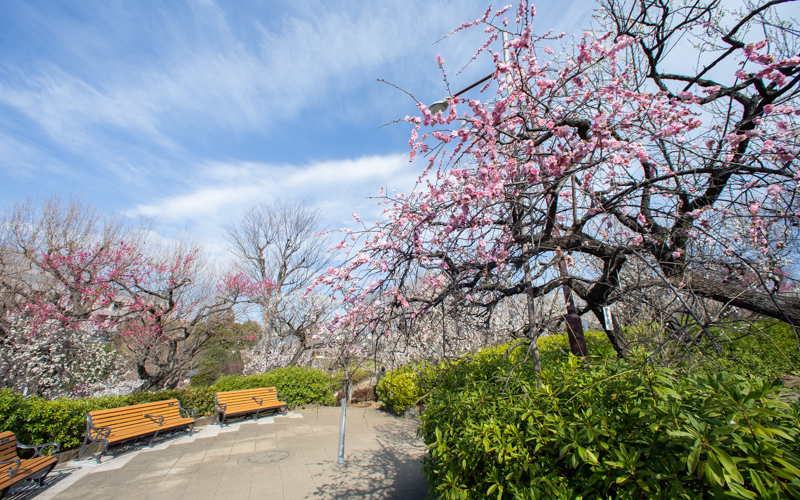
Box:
[441,301,446,359]
[337,381,347,464]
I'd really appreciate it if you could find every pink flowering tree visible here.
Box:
[0,197,146,396]
[115,244,274,391]
[312,0,800,366]
[0,196,272,395]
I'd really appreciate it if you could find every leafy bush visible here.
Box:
[419,351,800,499]
[0,366,335,451]
[125,388,216,417]
[212,366,335,407]
[377,364,428,413]
[694,320,800,379]
[376,330,611,414]
[0,391,129,451]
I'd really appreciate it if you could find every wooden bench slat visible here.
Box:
[79,399,196,463]
[220,399,283,406]
[214,387,286,425]
[0,456,56,490]
[0,432,58,493]
[88,402,182,418]
[225,401,284,409]
[219,398,279,405]
[104,418,195,443]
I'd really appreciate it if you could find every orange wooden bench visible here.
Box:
[214,387,287,425]
[0,431,60,499]
[78,399,196,463]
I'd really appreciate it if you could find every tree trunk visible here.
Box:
[524,259,541,373]
[559,265,587,356]
[685,272,800,326]
[564,311,588,356]
[289,344,305,366]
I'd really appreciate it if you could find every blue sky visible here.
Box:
[0,0,595,253]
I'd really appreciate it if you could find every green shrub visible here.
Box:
[419,351,800,499]
[376,330,612,414]
[0,366,335,451]
[693,320,800,379]
[125,387,216,417]
[189,370,217,388]
[377,364,429,413]
[0,391,129,450]
[211,366,334,407]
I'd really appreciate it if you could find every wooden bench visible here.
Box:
[78,399,196,463]
[214,387,287,426]
[0,431,60,499]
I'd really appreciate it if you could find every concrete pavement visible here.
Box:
[4,407,428,500]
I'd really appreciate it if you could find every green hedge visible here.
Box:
[376,364,428,413]
[693,320,800,379]
[419,351,800,499]
[0,366,335,451]
[377,321,800,415]
[376,331,611,414]
[212,366,336,407]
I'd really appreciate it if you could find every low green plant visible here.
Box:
[376,364,428,413]
[0,391,129,451]
[376,330,611,414]
[0,366,335,451]
[419,351,800,499]
[693,320,800,379]
[212,366,335,407]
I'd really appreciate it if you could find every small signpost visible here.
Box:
[337,379,348,464]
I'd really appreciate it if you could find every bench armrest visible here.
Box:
[252,396,264,405]
[0,458,21,477]
[144,414,165,426]
[17,441,61,457]
[178,402,197,419]
[278,392,287,402]
[88,424,112,440]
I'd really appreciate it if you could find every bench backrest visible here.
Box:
[87,399,185,431]
[0,431,18,463]
[215,387,283,407]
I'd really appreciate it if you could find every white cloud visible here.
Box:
[0,1,489,151]
[0,131,57,177]
[0,0,598,253]
[132,153,417,229]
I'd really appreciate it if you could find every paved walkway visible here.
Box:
[5,407,427,500]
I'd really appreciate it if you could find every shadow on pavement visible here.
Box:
[311,417,428,500]
[4,464,83,500]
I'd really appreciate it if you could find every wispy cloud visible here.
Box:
[0,1,487,151]
[0,0,596,246]
[133,153,418,230]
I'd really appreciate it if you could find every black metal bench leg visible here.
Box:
[148,431,160,447]
[36,463,56,487]
[93,439,109,464]
[78,434,92,461]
